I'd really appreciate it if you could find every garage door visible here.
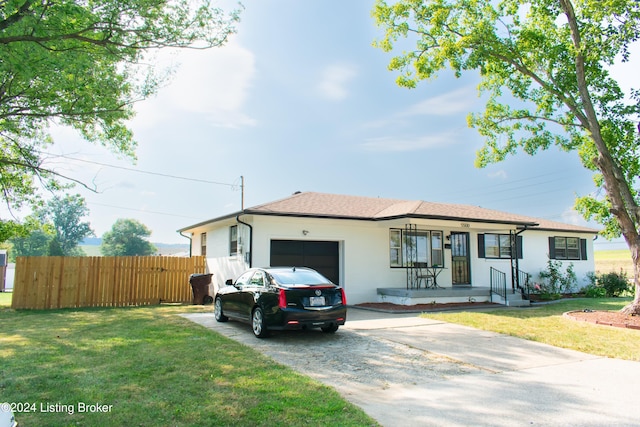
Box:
[270,240,340,285]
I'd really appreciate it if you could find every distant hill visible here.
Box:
[79,238,189,256]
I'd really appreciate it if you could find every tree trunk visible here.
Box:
[620,243,640,315]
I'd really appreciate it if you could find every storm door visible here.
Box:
[450,232,471,285]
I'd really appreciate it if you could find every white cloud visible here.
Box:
[133,40,257,128]
[317,64,357,101]
[360,133,456,152]
[399,86,478,117]
[560,207,589,226]
[488,170,508,180]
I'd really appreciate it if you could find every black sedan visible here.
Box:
[214,267,347,338]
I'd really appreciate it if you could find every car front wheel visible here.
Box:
[252,307,269,338]
[214,298,228,322]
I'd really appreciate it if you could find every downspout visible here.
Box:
[236,214,253,267]
[179,231,193,257]
[511,226,529,294]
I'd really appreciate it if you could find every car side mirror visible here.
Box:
[225,279,233,286]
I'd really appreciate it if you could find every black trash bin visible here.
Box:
[189,273,214,305]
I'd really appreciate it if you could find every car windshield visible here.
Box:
[270,269,332,285]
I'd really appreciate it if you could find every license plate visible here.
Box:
[309,296,325,307]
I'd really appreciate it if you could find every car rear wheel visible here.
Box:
[252,307,269,338]
[321,324,339,333]
[214,297,228,322]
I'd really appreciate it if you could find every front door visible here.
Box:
[450,232,471,285]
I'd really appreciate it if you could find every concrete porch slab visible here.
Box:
[377,286,492,305]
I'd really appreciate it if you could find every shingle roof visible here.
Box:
[178,191,599,234]
[244,192,599,233]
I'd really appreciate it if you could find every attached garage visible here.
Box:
[270,240,340,285]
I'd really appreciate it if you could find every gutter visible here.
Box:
[236,213,253,267]
[179,231,193,257]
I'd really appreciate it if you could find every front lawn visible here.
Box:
[0,291,11,307]
[0,303,377,426]
[421,298,640,361]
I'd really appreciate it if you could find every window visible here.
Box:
[390,230,402,266]
[200,233,207,256]
[249,271,265,287]
[478,234,523,259]
[235,270,253,286]
[229,225,238,255]
[485,234,511,258]
[550,236,586,260]
[389,228,444,267]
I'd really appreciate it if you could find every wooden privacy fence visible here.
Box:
[11,256,207,310]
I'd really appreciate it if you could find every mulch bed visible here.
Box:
[563,310,640,330]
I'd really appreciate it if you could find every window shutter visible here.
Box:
[516,236,523,259]
[548,237,556,259]
[477,234,485,258]
[580,238,588,260]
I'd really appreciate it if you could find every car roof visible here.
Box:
[263,266,315,273]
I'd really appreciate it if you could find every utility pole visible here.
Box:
[240,175,244,211]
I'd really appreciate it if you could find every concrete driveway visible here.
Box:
[182,307,640,426]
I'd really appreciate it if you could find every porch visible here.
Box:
[377,286,530,307]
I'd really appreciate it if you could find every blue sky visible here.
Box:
[34,1,637,248]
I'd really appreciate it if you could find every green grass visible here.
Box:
[0,303,378,427]
[421,298,640,361]
[594,249,632,261]
[0,291,11,307]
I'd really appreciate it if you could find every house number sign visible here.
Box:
[460,223,470,228]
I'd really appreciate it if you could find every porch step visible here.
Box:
[505,293,531,307]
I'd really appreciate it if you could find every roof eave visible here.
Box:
[177,210,244,233]
[178,210,599,235]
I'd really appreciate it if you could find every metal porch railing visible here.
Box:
[490,267,507,302]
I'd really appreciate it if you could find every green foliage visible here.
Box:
[101,218,157,256]
[9,194,92,257]
[582,284,607,298]
[535,259,578,299]
[584,271,631,297]
[0,219,27,243]
[10,225,54,258]
[37,194,94,255]
[0,0,240,238]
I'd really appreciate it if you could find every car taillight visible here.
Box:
[340,288,347,306]
[279,289,287,309]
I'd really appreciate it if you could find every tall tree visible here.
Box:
[8,216,54,258]
[0,0,240,234]
[36,194,94,256]
[101,218,156,256]
[373,0,640,313]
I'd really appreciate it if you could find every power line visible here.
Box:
[43,152,237,187]
[87,202,202,220]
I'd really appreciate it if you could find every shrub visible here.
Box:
[582,271,630,298]
[537,259,578,299]
[598,271,630,297]
[582,284,607,298]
